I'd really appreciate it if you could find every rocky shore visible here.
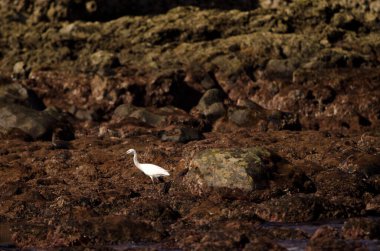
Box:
[0,0,379,250]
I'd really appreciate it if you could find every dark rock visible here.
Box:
[197,89,224,109]
[12,215,165,248]
[323,196,365,219]
[113,104,166,127]
[160,126,203,143]
[271,164,316,194]
[243,237,287,251]
[368,175,380,193]
[193,88,226,121]
[326,28,345,43]
[0,102,64,139]
[366,194,380,214]
[306,226,365,251]
[0,0,258,22]
[202,102,226,121]
[265,58,300,81]
[0,79,45,110]
[51,139,71,150]
[226,102,300,131]
[112,104,202,130]
[262,227,309,241]
[126,199,180,224]
[185,64,217,90]
[145,70,203,111]
[176,221,259,251]
[254,194,324,222]
[90,216,162,243]
[267,110,301,131]
[338,152,380,178]
[313,169,367,198]
[331,12,361,31]
[342,218,380,240]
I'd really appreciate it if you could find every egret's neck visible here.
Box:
[133,153,141,169]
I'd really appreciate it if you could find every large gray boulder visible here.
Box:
[0,102,58,139]
[186,147,276,192]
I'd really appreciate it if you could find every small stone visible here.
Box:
[85,1,97,13]
[12,61,28,79]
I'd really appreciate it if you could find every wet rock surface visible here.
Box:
[0,0,380,250]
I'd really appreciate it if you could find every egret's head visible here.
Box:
[127,149,135,155]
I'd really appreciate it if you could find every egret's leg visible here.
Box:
[150,176,155,184]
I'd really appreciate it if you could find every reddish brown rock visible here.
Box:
[342,218,380,240]
[306,226,365,251]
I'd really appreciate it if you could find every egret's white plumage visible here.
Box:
[126,149,170,183]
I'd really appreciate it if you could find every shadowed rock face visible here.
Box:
[0,0,259,22]
[0,102,54,139]
[1,0,380,250]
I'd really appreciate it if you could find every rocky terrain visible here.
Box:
[0,0,380,250]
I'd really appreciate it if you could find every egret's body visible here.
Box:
[126,149,170,183]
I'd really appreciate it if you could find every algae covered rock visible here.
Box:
[187,147,276,192]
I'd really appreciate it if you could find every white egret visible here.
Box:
[126,149,170,183]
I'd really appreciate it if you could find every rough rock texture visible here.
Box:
[187,147,276,191]
[254,194,324,223]
[342,218,380,240]
[306,226,365,251]
[0,0,380,250]
[0,102,56,139]
[1,1,379,131]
